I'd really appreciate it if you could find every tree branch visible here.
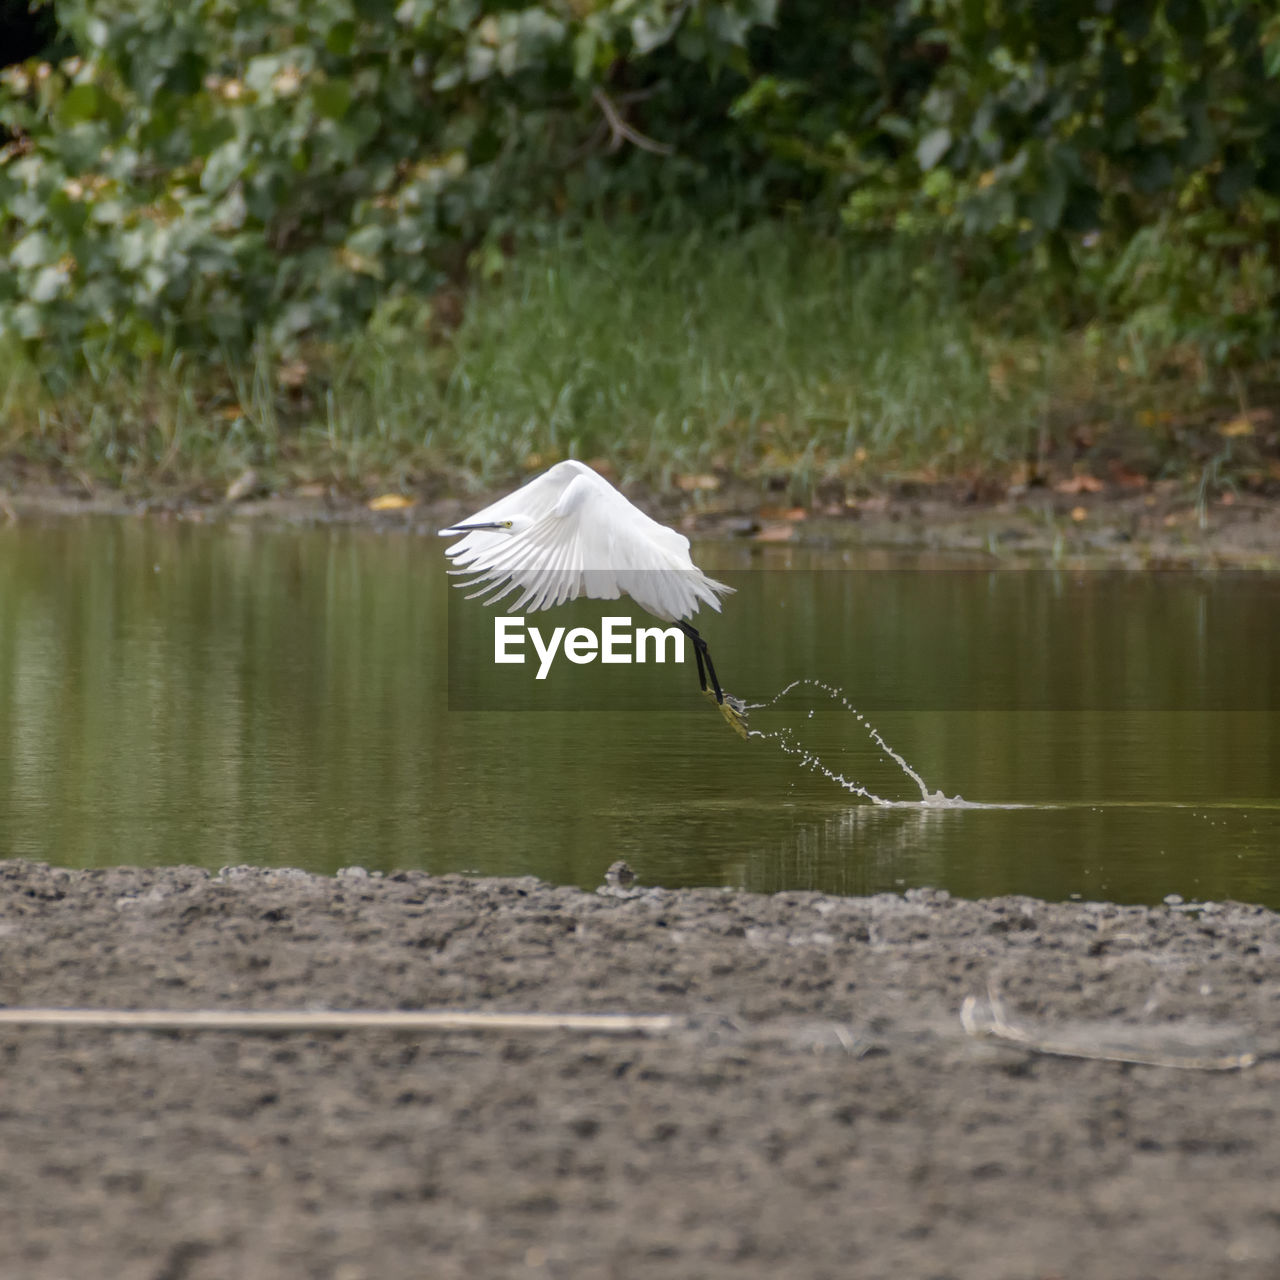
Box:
[591,86,674,156]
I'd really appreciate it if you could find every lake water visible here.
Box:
[1,516,1278,905]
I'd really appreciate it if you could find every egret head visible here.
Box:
[496,514,534,535]
[440,513,534,537]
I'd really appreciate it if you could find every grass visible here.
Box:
[1,222,1274,502]
[417,228,1040,488]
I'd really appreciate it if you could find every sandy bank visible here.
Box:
[2,859,1278,1279]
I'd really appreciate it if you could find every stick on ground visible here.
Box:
[0,1008,681,1034]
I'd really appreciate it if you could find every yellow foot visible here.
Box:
[705,690,749,740]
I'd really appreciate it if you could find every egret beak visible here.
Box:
[438,521,508,537]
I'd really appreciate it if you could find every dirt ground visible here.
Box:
[2,860,1278,1280]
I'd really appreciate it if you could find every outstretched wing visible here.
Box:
[440,462,731,622]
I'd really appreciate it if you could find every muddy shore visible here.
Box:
[5,477,1280,566]
[3,859,1278,1279]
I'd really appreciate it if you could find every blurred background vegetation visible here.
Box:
[2,0,1279,498]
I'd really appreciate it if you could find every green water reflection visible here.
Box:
[0,517,1277,905]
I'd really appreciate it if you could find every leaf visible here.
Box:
[225,469,260,502]
[916,127,952,172]
[703,6,753,49]
[201,138,246,196]
[10,231,55,270]
[58,83,104,126]
[1053,474,1104,494]
[346,223,387,257]
[312,79,352,121]
[29,264,68,302]
[1108,463,1150,490]
[325,21,357,57]
[163,51,207,96]
[189,115,236,159]
[572,28,598,80]
[368,493,414,511]
[753,523,795,542]
[5,302,44,339]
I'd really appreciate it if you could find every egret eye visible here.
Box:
[501,520,514,528]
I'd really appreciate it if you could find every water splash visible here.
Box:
[745,678,963,808]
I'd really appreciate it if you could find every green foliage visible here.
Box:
[0,0,777,372]
[3,0,1280,389]
[4,226,1179,494]
[361,224,1035,484]
[826,1,1280,361]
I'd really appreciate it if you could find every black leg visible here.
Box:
[700,639,725,704]
[692,639,709,693]
[677,621,724,704]
[679,620,708,692]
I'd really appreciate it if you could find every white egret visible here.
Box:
[439,460,746,733]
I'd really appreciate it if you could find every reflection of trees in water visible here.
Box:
[0,520,443,871]
[1,528,1278,902]
[744,790,1280,907]
[748,806,954,898]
